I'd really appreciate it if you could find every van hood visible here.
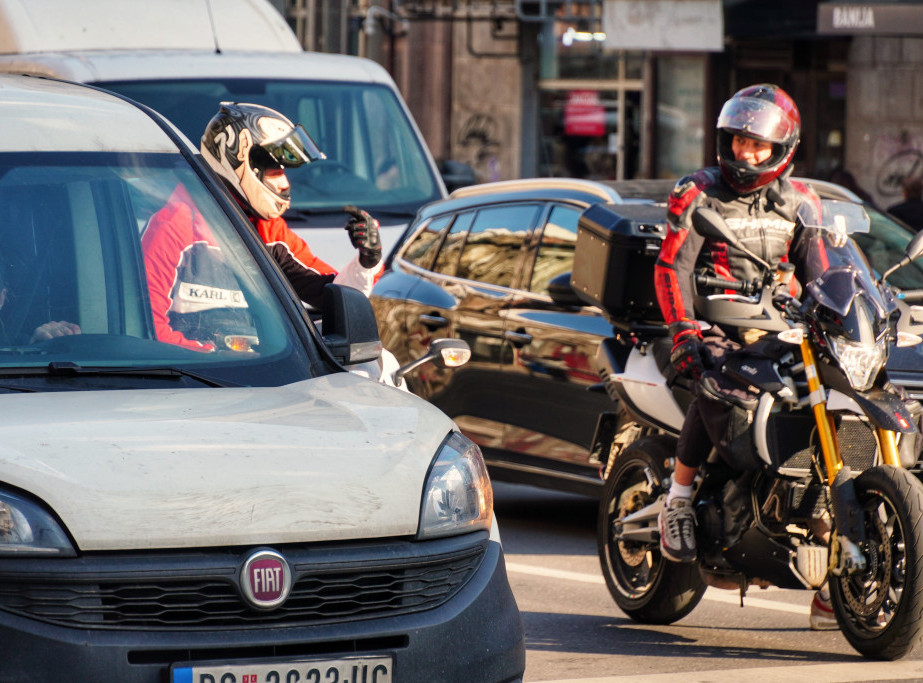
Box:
[0,373,454,551]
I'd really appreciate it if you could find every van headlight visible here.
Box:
[418,432,493,539]
[0,490,75,557]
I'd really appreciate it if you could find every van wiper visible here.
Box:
[51,362,233,387]
[0,362,232,388]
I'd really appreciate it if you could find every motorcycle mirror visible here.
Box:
[882,230,923,282]
[691,207,733,242]
[392,338,471,387]
[691,207,773,272]
[906,230,923,263]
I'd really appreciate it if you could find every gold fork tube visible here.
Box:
[877,428,902,467]
[800,340,842,484]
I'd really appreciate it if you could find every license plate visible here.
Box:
[171,655,393,683]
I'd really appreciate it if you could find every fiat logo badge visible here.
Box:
[240,549,292,610]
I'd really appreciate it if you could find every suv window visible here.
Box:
[403,215,451,269]
[0,151,315,390]
[529,205,580,295]
[432,212,474,277]
[456,204,539,287]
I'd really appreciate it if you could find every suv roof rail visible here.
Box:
[449,177,622,202]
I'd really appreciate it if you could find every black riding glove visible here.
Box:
[670,335,708,380]
[344,205,382,269]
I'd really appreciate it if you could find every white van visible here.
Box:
[0,71,524,682]
[0,0,458,267]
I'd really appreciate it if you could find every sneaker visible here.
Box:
[659,497,696,562]
[810,590,838,631]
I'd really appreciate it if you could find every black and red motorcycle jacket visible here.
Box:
[654,167,821,344]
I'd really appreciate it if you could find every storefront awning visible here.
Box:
[818,2,923,35]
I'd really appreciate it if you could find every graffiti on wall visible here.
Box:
[457,112,501,183]
[873,131,923,197]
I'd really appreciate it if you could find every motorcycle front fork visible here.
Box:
[799,338,901,483]
[799,339,902,575]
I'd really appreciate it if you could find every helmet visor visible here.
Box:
[259,124,326,169]
[717,97,796,144]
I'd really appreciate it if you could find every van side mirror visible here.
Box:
[321,284,382,365]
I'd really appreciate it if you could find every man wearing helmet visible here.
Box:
[199,102,383,305]
[142,103,382,352]
[653,84,837,628]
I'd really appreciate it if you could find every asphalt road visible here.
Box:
[492,481,923,683]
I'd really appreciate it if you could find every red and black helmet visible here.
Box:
[716,84,801,194]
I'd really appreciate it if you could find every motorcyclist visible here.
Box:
[652,84,835,628]
[199,103,383,303]
[199,103,404,383]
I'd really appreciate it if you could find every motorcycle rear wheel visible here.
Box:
[597,437,706,624]
[830,465,923,660]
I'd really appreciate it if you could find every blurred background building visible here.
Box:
[270,0,923,208]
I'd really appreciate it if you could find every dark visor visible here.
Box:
[259,124,325,169]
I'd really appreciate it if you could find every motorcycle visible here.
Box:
[594,198,923,659]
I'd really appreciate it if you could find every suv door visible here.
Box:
[379,203,540,441]
[494,202,614,495]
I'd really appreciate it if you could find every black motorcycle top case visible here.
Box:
[571,203,666,323]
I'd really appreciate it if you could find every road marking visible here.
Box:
[529,661,923,682]
[505,561,805,614]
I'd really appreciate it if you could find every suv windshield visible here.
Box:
[99,79,442,217]
[0,151,315,390]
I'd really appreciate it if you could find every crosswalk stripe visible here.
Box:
[528,660,923,683]
[504,561,805,614]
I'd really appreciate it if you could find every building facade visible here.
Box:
[280,0,923,207]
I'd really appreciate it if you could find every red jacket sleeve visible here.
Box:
[654,174,708,333]
[142,186,216,351]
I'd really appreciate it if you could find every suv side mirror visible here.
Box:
[321,284,382,365]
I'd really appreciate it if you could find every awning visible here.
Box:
[818,2,923,36]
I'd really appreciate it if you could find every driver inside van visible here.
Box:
[0,260,81,345]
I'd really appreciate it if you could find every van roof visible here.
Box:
[0,49,396,86]
[0,74,179,153]
[0,0,301,54]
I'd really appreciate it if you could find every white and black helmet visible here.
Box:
[201,102,325,219]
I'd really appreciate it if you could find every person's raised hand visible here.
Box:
[344,205,382,269]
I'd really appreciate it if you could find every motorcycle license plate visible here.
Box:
[171,655,393,683]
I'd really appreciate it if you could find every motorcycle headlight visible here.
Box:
[418,432,493,539]
[0,490,75,557]
[829,336,886,391]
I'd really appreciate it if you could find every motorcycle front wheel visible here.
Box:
[830,465,923,660]
[597,437,705,624]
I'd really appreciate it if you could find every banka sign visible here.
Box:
[240,549,292,610]
[818,3,923,35]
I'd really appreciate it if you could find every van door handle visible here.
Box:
[419,313,448,330]
[503,330,532,346]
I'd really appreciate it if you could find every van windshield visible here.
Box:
[98,79,443,217]
[0,151,316,391]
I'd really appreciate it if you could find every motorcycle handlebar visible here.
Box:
[695,274,752,295]
[900,289,923,304]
